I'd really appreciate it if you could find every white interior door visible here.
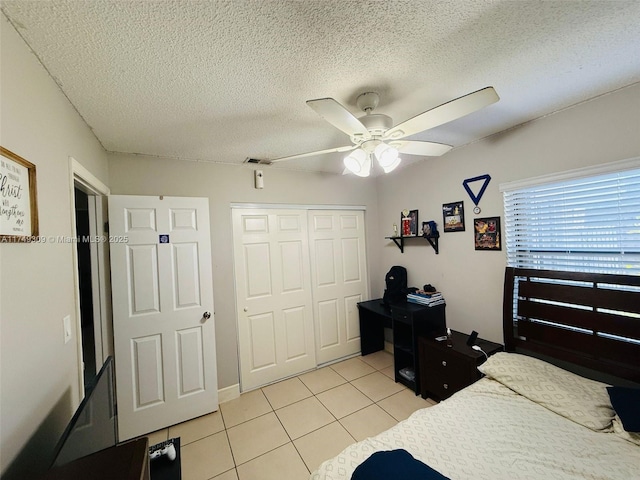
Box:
[232,209,316,391]
[109,195,217,441]
[309,210,368,364]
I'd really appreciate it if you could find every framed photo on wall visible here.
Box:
[474,216,501,250]
[0,147,38,241]
[442,201,464,232]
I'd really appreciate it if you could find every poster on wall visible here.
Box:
[474,216,501,250]
[0,147,38,241]
[442,201,465,232]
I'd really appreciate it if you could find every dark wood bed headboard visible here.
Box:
[503,267,640,384]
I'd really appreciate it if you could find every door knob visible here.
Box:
[203,311,211,320]
[244,307,248,312]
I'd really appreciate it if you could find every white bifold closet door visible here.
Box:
[308,210,368,365]
[233,207,368,391]
[232,209,316,391]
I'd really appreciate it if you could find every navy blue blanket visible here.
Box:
[351,449,450,480]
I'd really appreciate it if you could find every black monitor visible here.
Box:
[50,356,118,468]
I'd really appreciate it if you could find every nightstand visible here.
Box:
[418,330,502,400]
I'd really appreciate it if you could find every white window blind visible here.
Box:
[503,167,640,275]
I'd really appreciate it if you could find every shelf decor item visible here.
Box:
[442,201,464,232]
[401,209,419,237]
[422,221,438,237]
[474,216,501,250]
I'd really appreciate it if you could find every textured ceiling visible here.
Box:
[2,0,639,175]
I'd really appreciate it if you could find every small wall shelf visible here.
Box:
[385,233,439,254]
[424,233,440,254]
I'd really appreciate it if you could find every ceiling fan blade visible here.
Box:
[307,98,371,139]
[268,145,356,164]
[390,140,453,157]
[384,87,499,140]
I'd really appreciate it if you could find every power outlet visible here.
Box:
[63,315,72,344]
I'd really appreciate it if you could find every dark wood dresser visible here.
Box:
[418,330,502,400]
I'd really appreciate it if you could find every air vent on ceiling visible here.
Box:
[244,157,271,165]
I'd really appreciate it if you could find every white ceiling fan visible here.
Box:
[267,87,499,176]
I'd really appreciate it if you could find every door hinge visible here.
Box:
[104,221,109,234]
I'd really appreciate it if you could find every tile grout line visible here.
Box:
[179,385,428,477]
[223,376,379,471]
[271,399,312,475]
[187,353,414,479]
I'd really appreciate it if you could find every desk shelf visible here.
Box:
[385,234,439,254]
[357,300,446,395]
[390,303,446,395]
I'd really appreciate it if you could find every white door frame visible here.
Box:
[68,157,111,395]
[231,203,366,211]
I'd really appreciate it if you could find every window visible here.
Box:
[501,160,640,276]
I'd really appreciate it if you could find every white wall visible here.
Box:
[376,83,640,344]
[0,14,109,479]
[107,156,381,389]
[2,6,639,477]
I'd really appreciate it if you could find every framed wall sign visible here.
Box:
[442,201,465,232]
[0,147,38,241]
[474,216,501,251]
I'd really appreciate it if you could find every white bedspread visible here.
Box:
[310,378,640,480]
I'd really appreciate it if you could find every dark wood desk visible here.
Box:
[358,299,447,394]
[357,299,393,355]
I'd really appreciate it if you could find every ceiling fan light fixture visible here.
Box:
[381,156,401,173]
[344,148,370,177]
[360,155,372,177]
[374,143,399,168]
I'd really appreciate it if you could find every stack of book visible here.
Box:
[407,291,445,307]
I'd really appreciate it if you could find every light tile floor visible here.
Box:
[143,350,437,480]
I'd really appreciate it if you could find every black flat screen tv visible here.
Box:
[50,356,118,468]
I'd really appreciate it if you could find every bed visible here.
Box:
[310,267,640,480]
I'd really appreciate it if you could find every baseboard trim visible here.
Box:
[218,383,240,404]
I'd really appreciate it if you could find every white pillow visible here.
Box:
[478,352,614,431]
